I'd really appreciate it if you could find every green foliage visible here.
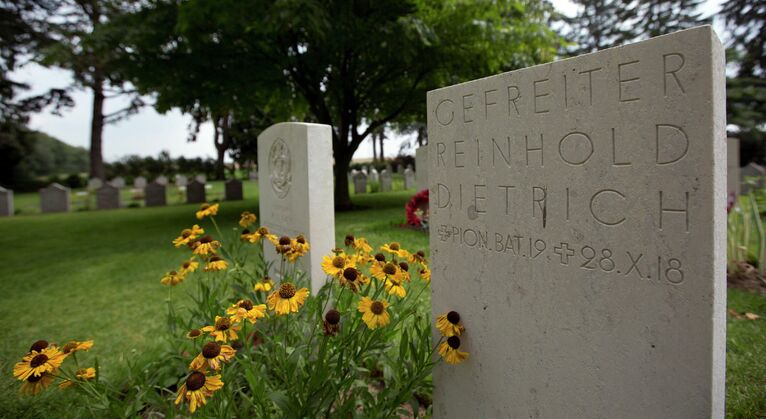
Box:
[0,129,87,191]
[729,193,766,272]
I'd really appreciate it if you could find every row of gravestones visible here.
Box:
[90,174,210,191]
[258,27,726,418]
[349,162,423,194]
[28,179,245,214]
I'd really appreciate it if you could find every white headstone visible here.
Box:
[740,162,765,194]
[175,174,188,187]
[156,175,169,186]
[369,167,380,183]
[404,166,416,190]
[87,178,103,190]
[95,184,120,210]
[0,186,13,217]
[416,146,429,191]
[427,27,725,418]
[353,171,368,194]
[258,122,335,294]
[110,177,126,188]
[195,174,207,183]
[40,183,71,213]
[380,169,392,192]
[134,176,147,189]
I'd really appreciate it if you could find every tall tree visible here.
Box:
[564,0,634,55]
[42,0,142,180]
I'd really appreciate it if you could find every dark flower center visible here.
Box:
[27,374,43,383]
[186,372,206,391]
[181,230,192,238]
[343,268,358,281]
[371,301,385,315]
[399,262,409,272]
[209,256,222,262]
[189,329,201,337]
[231,341,244,350]
[200,203,210,210]
[447,311,461,324]
[417,250,425,258]
[296,235,306,244]
[383,263,397,275]
[202,342,221,358]
[239,300,254,310]
[241,229,251,235]
[447,336,461,349]
[183,262,191,269]
[215,318,231,331]
[279,283,296,299]
[62,342,77,354]
[344,234,355,246]
[30,354,48,368]
[332,256,345,269]
[257,227,270,235]
[199,235,213,244]
[170,271,178,276]
[29,340,48,353]
[279,236,291,245]
[389,242,400,251]
[263,276,272,282]
[325,309,341,325]
[374,253,386,262]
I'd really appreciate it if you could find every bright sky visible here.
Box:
[12,0,725,163]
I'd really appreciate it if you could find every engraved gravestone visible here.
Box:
[40,183,71,213]
[95,184,120,210]
[0,186,13,217]
[258,122,335,294]
[353,171,367,194]
[145,181,166,207]
[416,146,429,191]
[380,169,392,192]
[428,27,725,418]
[727,137,740,196]
[186,180,206,204]
[110,177,125,188]
[156,175,169,186]
[134,176,147,189]
[225,179,244,201]
[404,166,416,190]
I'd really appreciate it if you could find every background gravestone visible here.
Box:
[0,186,13,217]
[110,177,125,188]
[353,171,367,194]
[727,137,740,197]
[225,179,244,201]
[186,180,206,203]
[96,184,120,210]
[87,178,103,190]
[258,122,335,294]
[416,146,429,191]
[195,174,206,183]
[145,181,166,207]
[175,174,188,187]
[134,176,147,189]
[740,162,764,194]
[40,183,71,213]
[403,166,416,189]
[156,175,168,186]
[249,171,258,181]
[427,27,725,418]
[380,169,392,192]
[369,167,379,184]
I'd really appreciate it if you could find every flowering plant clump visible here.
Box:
[405,189,429,230]
[15,202,466,416]
[11,339,98,396]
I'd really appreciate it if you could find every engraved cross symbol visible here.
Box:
[554,242,575,265]
[437,225,452,241]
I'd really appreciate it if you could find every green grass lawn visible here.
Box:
[0,188,763,417]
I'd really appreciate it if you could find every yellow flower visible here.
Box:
[254,276,273,293]
[419,265,431,282]
[20,373,54,395]
[409,250,428,264]
[384,276,407,298]
[161,270,185,286]
[175,372,224,413]
[187,329,203,339]
[180,258,199,275]
[397,261,412,282]
[239,211,257,228]
[59,367,96,389]
[247,226,279,245]
[352,237,372,254]
[173,225,204,247]
[27,340,50,353]
[195,203,220,220]
[190,341,236,371]
[267,283,309,315]
[340,267,369,292]
[61,340,94,355]
[193,235,220,256]
[357,297,390,329]
[201,316,241,342]
[321,252,352,278]
[285,235,311,262]
[381,242,408,258]
[226,300,267,324]
[13,346,67,381]
[436,311,465,337]
[204,256,228,272]
[439,336,469,365]
[371,261,403,282]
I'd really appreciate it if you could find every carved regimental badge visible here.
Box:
[269,139,292,198]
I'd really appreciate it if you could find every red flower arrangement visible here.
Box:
[405,189,429,230]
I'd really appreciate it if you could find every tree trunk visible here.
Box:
[213,115,227,180]
[372,134,378,162]
[379,135,384,160]
[89,75,106,179]
[334,148,353,210]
